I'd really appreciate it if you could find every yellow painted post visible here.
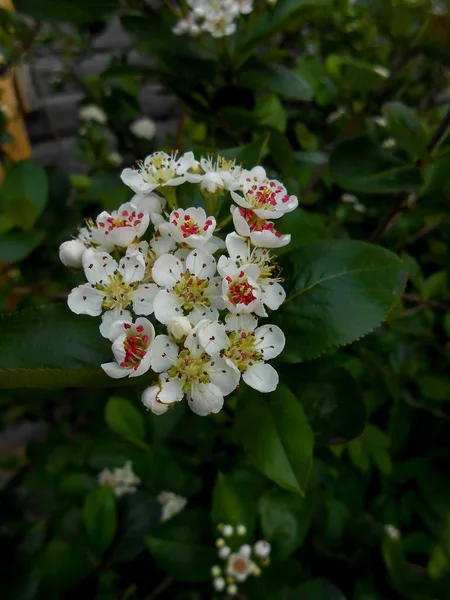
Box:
[0,0,33,183]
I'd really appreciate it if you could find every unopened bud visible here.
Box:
[201,171,224,195]
[168,316,191,340]
[59,239,86,268]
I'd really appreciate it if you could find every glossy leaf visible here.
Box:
[254,94,287,132]
[0,230,45,264]
[82,486,117,555]
[221,135,270,168]
[277,209,329,256]
[105,396,146,444]
[39,538,94,591]
[212,472,257,533]
[383,102,429,160]
[146,509,215,582]
[274,241,406,362]
[236,385,314,495]
[238,63,313,101]
[1,160,48,230]
[330,137,422,194]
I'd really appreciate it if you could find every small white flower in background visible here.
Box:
[218,545,231,559]
[226,547,255,582]
[384,524,401,540]
[222,524,234,537]
[213,576,226,592]
[341,193,358,204]
[373,116,387,127]
[121,150,199,194]
[199,155,242,194]
[101,317,155,378]
[326,106,346,123]
[353,202,366,213]
[152,249,224,325]
[382,137,396,150]
[91,202,150,249]
[157,490,187,521]
[130,116,156,140]
[159,207,216,248]
[236,524,246,536]
[67,248,159,338]
[79,104,107,124]
[253,540,271,558]
[98,461,140,497]
[173,0,255,38]
[108,152,122,167]
[373,65,390,78]
[227,584,238,596]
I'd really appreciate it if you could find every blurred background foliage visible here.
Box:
[1,0,450,598]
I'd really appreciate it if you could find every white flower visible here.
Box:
[219,233,286,316]
[204,313,284,393]
[373,65,390,78]
[67,249,159,337]
[199,155,242,193]
[130,116,156,140]
[152,249,224,325]
[226,548,255,582]
[231,170,298,220]
[227,584,238,596]
[98,461,140,497]
[213,576,226,591]
[59,239,87,268]
[159,207,216,249]
[101,317,155,378]
[373,116,387,127]
[326,106,346,123]
[222,525,234,537]
[79,104,107,124]
[146,325,239,416]
[218,259,262,315]
[384,524,401,540]
[211,565,222,577]
[236,524,247,536]
[131,192,166,215]
[231,206,290,248]
[168,316,192,339]
[142,384,171,415]
[382,138,396,150]
[91,202,150,248]
[219,546,231,559]
[120,151,199,194]
[157,491,187,521]
[341,193,358,204]
[108,152,122,166]
[253,540,271,558]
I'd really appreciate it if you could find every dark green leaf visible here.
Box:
[221,135,270,169]
[0,229,45,264]
[105,396,146,444]
[39,538,94,591]
[1,159,48,230]
[330,137,422,194]
[236,385,314,495]
[327,55,388,94]
[383,102,429,160]
[146,509,215,582]
[238,64,313,101]
[254,94,287,132]
[259,488,313,558]
[277,209,329,256]
[211,472,257,533]
[83,486,117,555]
[274,241,406,362]
[292,578,347,600]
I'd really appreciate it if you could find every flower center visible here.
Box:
[120,324,150,370]
[173,269,211,310]
[98,209,144,234]
[97,273,137,310]
[242,179,290,210]
[239,208,282,237]
[168,349,210,391]
[224,331,262,372]
[139,152,181,185]
[226,272,257,306]
[230,556,251,575]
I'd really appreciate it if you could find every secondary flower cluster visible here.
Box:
[212,524,271,596]
[98,460,141,497]
[60,149,297,417]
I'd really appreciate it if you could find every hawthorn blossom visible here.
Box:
[98,461,140,497]
[67,249,159,337]
[219,233,286,315]
[157,491,187,521]
[232,170,298,219]
[198,314,285,393]
[101,317,155,378]
[199,155,242,194]
[59,239,87,268]
[79,104,107,124]
[226,545,256,582]
[120,151,199,194]
[90,202,150,248]
[253,540,271,558]
[130,192,166,215]
[152,249,224,325]
[159,207,216,248]
[144,324,239,416]
[218,259,262,315]
[130,116,156,140]
[231,205,290,248]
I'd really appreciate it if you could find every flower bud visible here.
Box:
[59,239,86,268]
[201,171,224,195]
[168,316,191,340]
[253,540,271,558]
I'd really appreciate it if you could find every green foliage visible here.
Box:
[105,396,147,446]
[82,486,117,555]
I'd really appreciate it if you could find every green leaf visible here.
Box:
[285,363,366,444]
[220,135,270,168]
[418,375,450,402]
[259,488,313,558]
[277,209,330,256]
[238,64,313,101]
[254,94,287,132]
[211,472,257,533]
[0,229,45,264]
[327,55,388,94]
[383,102,429,160]
[0,304,117,388]
[274,241,406,362]
[1,159,48,230]
[420,155,450,208]
[105,396,146,445]
[292,578,347,600]
[146,509,215,582]
[330,137,422,194]
[14,0,116,23]
[39,538,94,591]
[236,385,314,495]
[83,486,117,556]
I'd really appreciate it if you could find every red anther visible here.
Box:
[99,222,105,228]
[174,211,180,218]
[129,336,137,344]
[184,358,189,366]
[275,231,281,237]
[184,215,191,221]
[203,225,208,231]
[226,276,232,283]
[282,194,290,203]
[136,325,144,333]
[122,210,129,216]
[142,335,149,344]
[172,220,177,225]
[120,361,127,367]
[124,323,132,329]
[138,212,144,218]
[134,220,141,226]
[239,271,245,278]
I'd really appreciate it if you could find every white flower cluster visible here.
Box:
[130,116,156,140]
[98,460,141,497]
[212,524,271,596]
[60,149,297,417]
[79,104,107,124]
[157,490,188,521]
[173,0,253,38]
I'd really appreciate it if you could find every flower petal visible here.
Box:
[206,356,240,395]
[225,232,250,263]
[142,385,170,415]
[261,281,286,310]
[157,374,184,403]
[112,333,127,364]
[224,313,258,332]
[131,192,165,214]
[152,254,184,288]
[189,304,219,325]
[149,335,179,372]
[187,382,224,416]
[250,231,290,249]
[67,284,103,316]
[254,324,285,360]
[198,321,229,355]
[186,249,216,279]
[243,362,279,393]
[132,283,159,315]
[100,308,132,338]
[119,252,146,284]
[154,290,183,325]
[101,362,129,379]
[83,249,117,284]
